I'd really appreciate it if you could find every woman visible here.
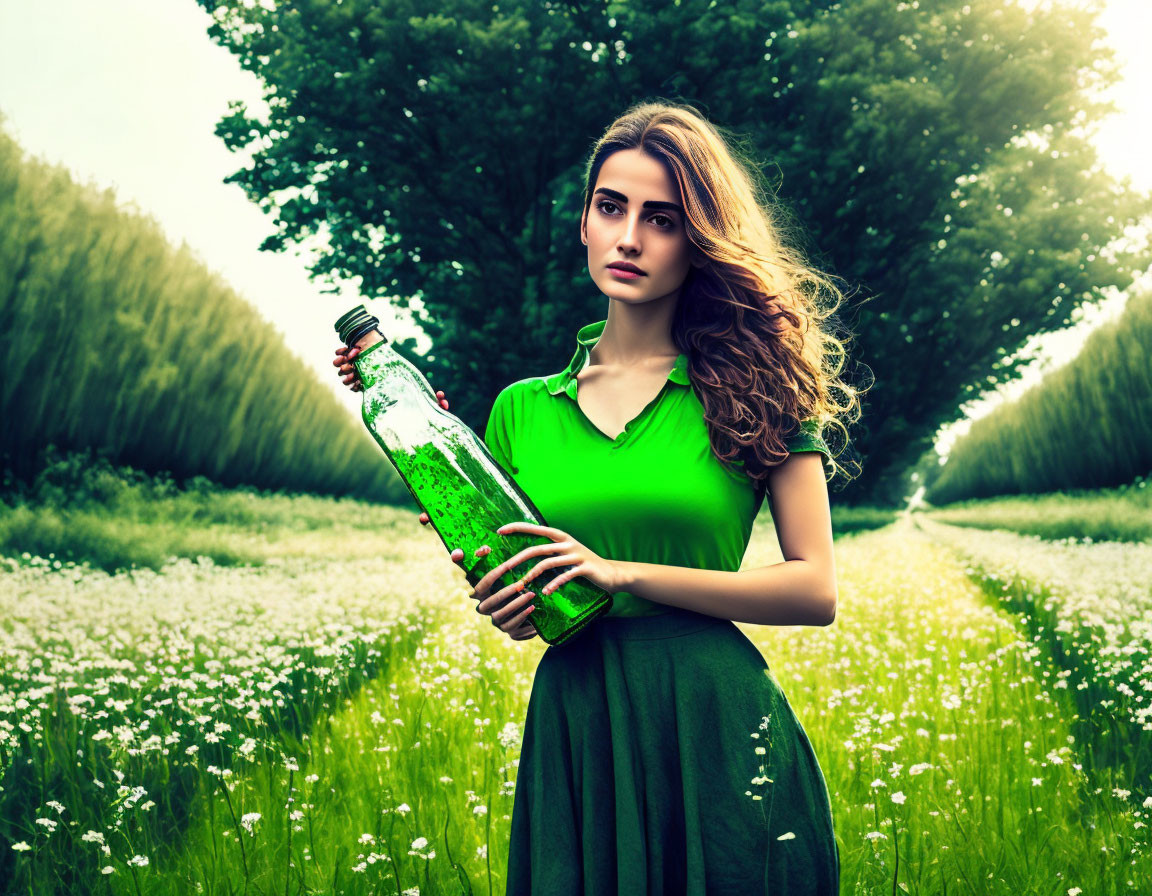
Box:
[335,101,858,895]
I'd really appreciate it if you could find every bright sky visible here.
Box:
[0,0,1148,439]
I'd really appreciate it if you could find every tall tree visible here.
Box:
[196,0,1149,503]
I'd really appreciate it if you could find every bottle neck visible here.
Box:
[351,329,392,390]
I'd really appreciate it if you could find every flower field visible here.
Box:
[2,503,1150,894]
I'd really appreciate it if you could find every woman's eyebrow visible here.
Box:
[593,186,683,215]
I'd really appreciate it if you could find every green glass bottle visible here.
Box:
[334,305,612,646]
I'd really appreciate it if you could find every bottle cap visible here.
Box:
[335,305,384,347]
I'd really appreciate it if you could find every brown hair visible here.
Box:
[581,100,863,493]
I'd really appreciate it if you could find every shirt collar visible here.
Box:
[544,319,690,397]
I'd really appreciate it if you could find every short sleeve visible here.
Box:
[483,386,517,475]
[786,418,834,480]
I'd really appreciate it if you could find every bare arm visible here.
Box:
[612,452,837,627]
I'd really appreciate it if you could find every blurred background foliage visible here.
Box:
[1,0,1149,515]
[922,284,1152,503]
[0,124,403,504]
[192,0,1150,505]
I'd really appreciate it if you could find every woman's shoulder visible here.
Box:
[493,375,552,406]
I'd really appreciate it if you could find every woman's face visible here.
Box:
[581,147,702,307]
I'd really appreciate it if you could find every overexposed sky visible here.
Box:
[0,0,1148,436]
[0,0,413,421]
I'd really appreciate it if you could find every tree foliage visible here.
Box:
[196,0,1150,503]
[922,285,1152,503]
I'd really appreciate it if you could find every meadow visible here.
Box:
[919,480,1152,544]
[3,483,1151,894]
[913,515,1152,803]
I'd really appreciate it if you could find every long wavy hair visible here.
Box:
[581,100,863,494]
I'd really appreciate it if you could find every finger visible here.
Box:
[508,617,538,638]
[477,581,528,616]
[473,542,557,596]
[540,569,572,596]
[490,589,535,626]
[473,544,492,559]
[497,597,537,632]
[450,548,464,563]
[497,522,567,540]
[518,554,577,591]
[419,512,430,525]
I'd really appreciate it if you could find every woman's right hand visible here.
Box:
[420,516,539,642]
[333,346,451,412]
[334,345,364,391]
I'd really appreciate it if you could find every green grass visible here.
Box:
[826,503,903,536]
[1,450,900,576]
[914,515,1152,807]
[0,449,414,573]
[4,480,1151,894]
[919,476,1152,543]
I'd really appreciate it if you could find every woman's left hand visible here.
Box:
[469,522,626,601]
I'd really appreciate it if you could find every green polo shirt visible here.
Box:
[484,319,832,618]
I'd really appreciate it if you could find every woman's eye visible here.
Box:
[596,201,675,229]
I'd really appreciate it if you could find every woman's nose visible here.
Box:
[618,215,642,250]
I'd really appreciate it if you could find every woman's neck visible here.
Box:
[591,301,680,367]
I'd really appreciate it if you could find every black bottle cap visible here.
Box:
[334,305,384,347]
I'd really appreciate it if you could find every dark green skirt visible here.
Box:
[506,606,840,895]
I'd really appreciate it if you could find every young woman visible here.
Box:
[335,101,858,895]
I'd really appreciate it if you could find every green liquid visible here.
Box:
[352,337,611,646]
